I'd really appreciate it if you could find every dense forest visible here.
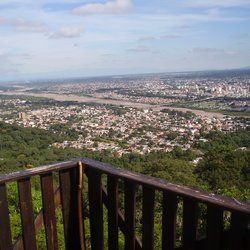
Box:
[0,121,249,248]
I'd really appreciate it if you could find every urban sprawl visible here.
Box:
[0,71,249,158]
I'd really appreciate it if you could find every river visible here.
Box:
[2,91,225,119]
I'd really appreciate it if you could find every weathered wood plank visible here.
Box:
[162,191,177,250]
[182,198,198,250]
[229,212,250,250]
[1,158,249,214]
[40,173,58,250]
[77,162,85,250]
[14,188,61,250]
[59,168,82,250]
[142,186,155,250]
[87,169,103,250]
[18,178,37,250]
[0,161,78,184]
[0,183,12,250]
[107,176,119,250]
[206,205,223,250]
[102,187,142,250]
[82,158,250,214]
[124,180,136,250]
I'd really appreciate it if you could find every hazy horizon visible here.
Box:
[1,66,250,84]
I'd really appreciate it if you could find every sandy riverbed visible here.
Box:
[2,91,225,119]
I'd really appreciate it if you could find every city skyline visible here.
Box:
[0,0,250,81]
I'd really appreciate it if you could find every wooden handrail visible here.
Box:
[0,158,249,250]
[0,158,249,214]
[0,160,80,184]
[82,158,250,214]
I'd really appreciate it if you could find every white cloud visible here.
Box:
[182,0,250,8]
[0,17,48,33]
[72,0,132,15]
[49,27,84,39]
[160,34,182,39]
[191,47,240,57]
[192,47,225,54]
[138,34,181,42]
[126,46,150,53]
[138,36,156,41]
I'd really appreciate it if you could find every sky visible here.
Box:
[0,0,250,81]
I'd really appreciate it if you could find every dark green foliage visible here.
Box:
[196,145,250,190]
[0,122,83,172]
[195,129,250,150]
[161,109,195,119]
[49,123,79,140]
[0,122,249,248]
[195,129,250,200]
[1,121,249,200]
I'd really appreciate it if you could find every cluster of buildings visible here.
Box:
[1,98,247,155]
[42,74,249,98]
[1,70,249,155]
[37,74,250,109]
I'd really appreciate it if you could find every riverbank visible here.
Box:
[2,91,225,119]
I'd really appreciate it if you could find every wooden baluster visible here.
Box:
[18,178,37,250]
[40,173,58,250]
[14,188,62,250]
[88,169,103,250]
[0,183,12,250]
[142,186,155,250]
[183,198,198,250]
[229,212,250,250]
[206,205,223,250]
[124,180,136,250]
[107,176,119,250]
[59,167,82,250]
[162,191,177,250]
[102,186,142,249]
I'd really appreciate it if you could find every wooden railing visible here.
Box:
[0,158,249,250]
